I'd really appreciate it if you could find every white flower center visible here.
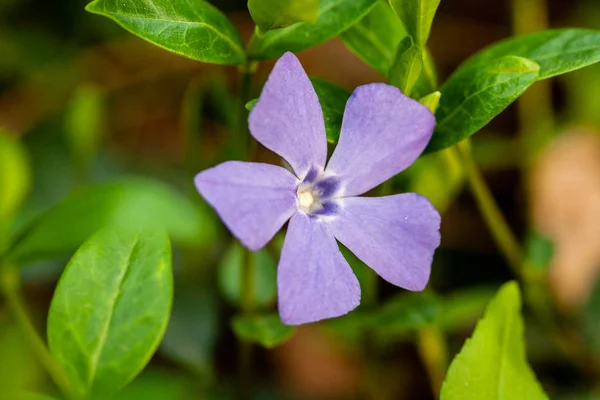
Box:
[297,189,315,210]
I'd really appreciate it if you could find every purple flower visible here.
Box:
[195,52,441,325]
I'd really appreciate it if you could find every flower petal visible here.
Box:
[326,83,435,196]
[278,213,360,325]
[195,161,298,251]
[328,194,441,291]
[249,52,327,178]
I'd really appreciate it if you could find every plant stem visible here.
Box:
[456,139,600,379]
[236,45,257,399]
[416,325,448,397]
[455,140,524,278]
[0,265,77,399]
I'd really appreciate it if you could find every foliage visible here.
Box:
[47,228,173,398]
[441,282,548,399]
[1,0,600,398]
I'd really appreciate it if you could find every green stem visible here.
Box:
[456,140,524,277]
[416,325,448,397]
[237,248,255,400]
[236,39,258,398]
[0,265,77,399]
[456,139,600,379]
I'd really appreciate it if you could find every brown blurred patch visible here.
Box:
[530,129,600,307]
[272,325,364,399]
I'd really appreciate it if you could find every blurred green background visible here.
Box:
[3,0,600,399]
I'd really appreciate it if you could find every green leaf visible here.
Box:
[247,78,349,143]
[461,29,600,81]
[426,56,540,153]
[388,36,423,96]
[8,178,213,263]
[415,47,438,95]
[231,313,296,349]
[368,291,440,336]
[0,133,31,220]
[64,84,105,178]
[440,281,548,400]
[219,242,277,308]
[390,0,440,46]
[85,0,245,65]
[310,78,350,143]
[245,99,258,111]
[47,229,173,398]
[248,0,320,33]
[419,90,441,113]
[250,0,377,60]
[339,0,406,75]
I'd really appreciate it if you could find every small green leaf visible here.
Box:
[368,291,440,336]
[247,78,349,143]
[310,78,350,143]
[47,229,173,398]
[461,29,600,80]
[85,0,245,65]
[388,36,423,96]
[219,242,277,308]
[231,313,296,349]
[248,0,320,33]
[524,231,554,272]
[390,0,440,46]
[0,133,31,220]
[8,178,213,263]
[339,0,406,75]
[64,84,104,178]
[426,56,540,153]
[415,47,438,95]
[419,91,441,113]
[251,0,377,60]
[245,99,258,111]
[440,281,548,400]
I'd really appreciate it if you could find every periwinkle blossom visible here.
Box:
[195,52,441,325]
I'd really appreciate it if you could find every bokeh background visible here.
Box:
[2,0,600,398]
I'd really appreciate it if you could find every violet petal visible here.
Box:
[328,194,441,291]
[326,83,435,196]
[278,212,361,325]
[249,52,327,178]
[195,161,298,251]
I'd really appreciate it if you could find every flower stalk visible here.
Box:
[456,140,524,276]
[0,264,77,399]
[456,138,600,380]
[237,45,257,400]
